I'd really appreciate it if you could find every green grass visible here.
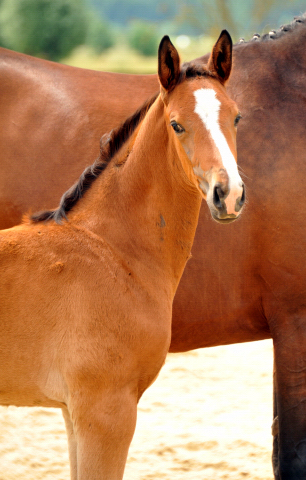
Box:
[61,35,215,74]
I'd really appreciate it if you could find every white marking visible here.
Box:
[193,88,242,188]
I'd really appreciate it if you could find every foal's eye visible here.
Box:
[234,113,242,127]
[170,121,185,134]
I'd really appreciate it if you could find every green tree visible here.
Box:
[86,13,114,54]
[128,20,159,56]
[0,0,87,60]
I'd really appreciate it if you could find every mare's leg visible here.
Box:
[68,387,137,480]
[272,315,306,479]
[272,358,280,480]
[62,406,78,480]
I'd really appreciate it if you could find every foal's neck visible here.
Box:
[71,97,202,295]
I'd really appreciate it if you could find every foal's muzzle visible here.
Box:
[211,182,245,223]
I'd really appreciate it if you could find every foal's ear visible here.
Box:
[207,30,232,84]
[158,36,181,93]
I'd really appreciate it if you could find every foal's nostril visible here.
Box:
[234,184,246,213]
[238,184,246,208]
[213,185,224,210]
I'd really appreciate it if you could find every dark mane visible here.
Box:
[236,12,306,45]
[31,92,159,224]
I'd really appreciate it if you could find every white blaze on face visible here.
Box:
[193,88,242,190]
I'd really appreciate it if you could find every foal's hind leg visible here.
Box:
[68,387,137,480]
[62,406,78,480]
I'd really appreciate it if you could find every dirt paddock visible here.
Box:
[0,340,273,480]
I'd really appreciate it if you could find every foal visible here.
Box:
[0,32,244,479]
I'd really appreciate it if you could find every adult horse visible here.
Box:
[0,13,306,479]
[0,33,244,479]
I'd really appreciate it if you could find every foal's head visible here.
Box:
[158,31,245,223]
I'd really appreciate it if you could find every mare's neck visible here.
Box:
[70,97,202,296]
[228,23,306,106]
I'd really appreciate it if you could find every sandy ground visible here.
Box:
[0,339,274,480]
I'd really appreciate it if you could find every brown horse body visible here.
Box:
[0,34,244,479]
[1,14,306,479]
[0,47,158,227]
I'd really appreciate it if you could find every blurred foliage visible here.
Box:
[0,0,305,63]
[62,34,215,73]
[86,12,114,54]
[173,0,306,41]
[88,0,306,41]
[0,0,87,60]
[128,21,159,56]
[89,0,177,26]
[62,43,159,73]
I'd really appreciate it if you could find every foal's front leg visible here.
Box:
[62,406,78,480]
[67,388,138,480]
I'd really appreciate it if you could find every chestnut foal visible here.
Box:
[0,32,244,479]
